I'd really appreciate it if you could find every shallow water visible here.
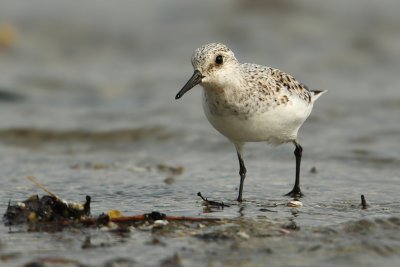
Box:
[0,0,400,266]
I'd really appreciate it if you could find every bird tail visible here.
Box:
[311,90,327,102]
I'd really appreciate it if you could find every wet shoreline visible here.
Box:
[1,0,400,266]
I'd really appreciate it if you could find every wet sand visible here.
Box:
[1,0,400,266]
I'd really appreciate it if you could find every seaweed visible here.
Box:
[3,177,220,229]
[3,194,91,226]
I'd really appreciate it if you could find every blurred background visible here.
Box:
[0,0,399,265]
[0,0,399,130]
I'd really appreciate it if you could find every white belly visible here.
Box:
[202,96,313,144]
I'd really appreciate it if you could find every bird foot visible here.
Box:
[285,188,303,198]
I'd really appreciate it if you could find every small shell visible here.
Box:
[287,200,303,208]
[154,220,169,227]
[237,231,250,239]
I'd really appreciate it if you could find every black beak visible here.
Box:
[175,70,204,99]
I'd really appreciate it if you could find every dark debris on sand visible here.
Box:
[197,192,230,208]
[3,195,91,226]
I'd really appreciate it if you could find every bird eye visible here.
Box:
[215,55,223,65]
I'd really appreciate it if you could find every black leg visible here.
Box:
[285,141,303,198]
[237,151,246,202]
[235,144,246,202]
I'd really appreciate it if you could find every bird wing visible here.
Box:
[241,63,312,103]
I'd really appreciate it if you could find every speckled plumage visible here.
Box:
[176,43,326,201]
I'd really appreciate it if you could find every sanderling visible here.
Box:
[175,43,326,202]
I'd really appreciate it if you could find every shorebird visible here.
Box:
[175,43,326,202]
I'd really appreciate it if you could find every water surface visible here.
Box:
[0,1,399,266]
